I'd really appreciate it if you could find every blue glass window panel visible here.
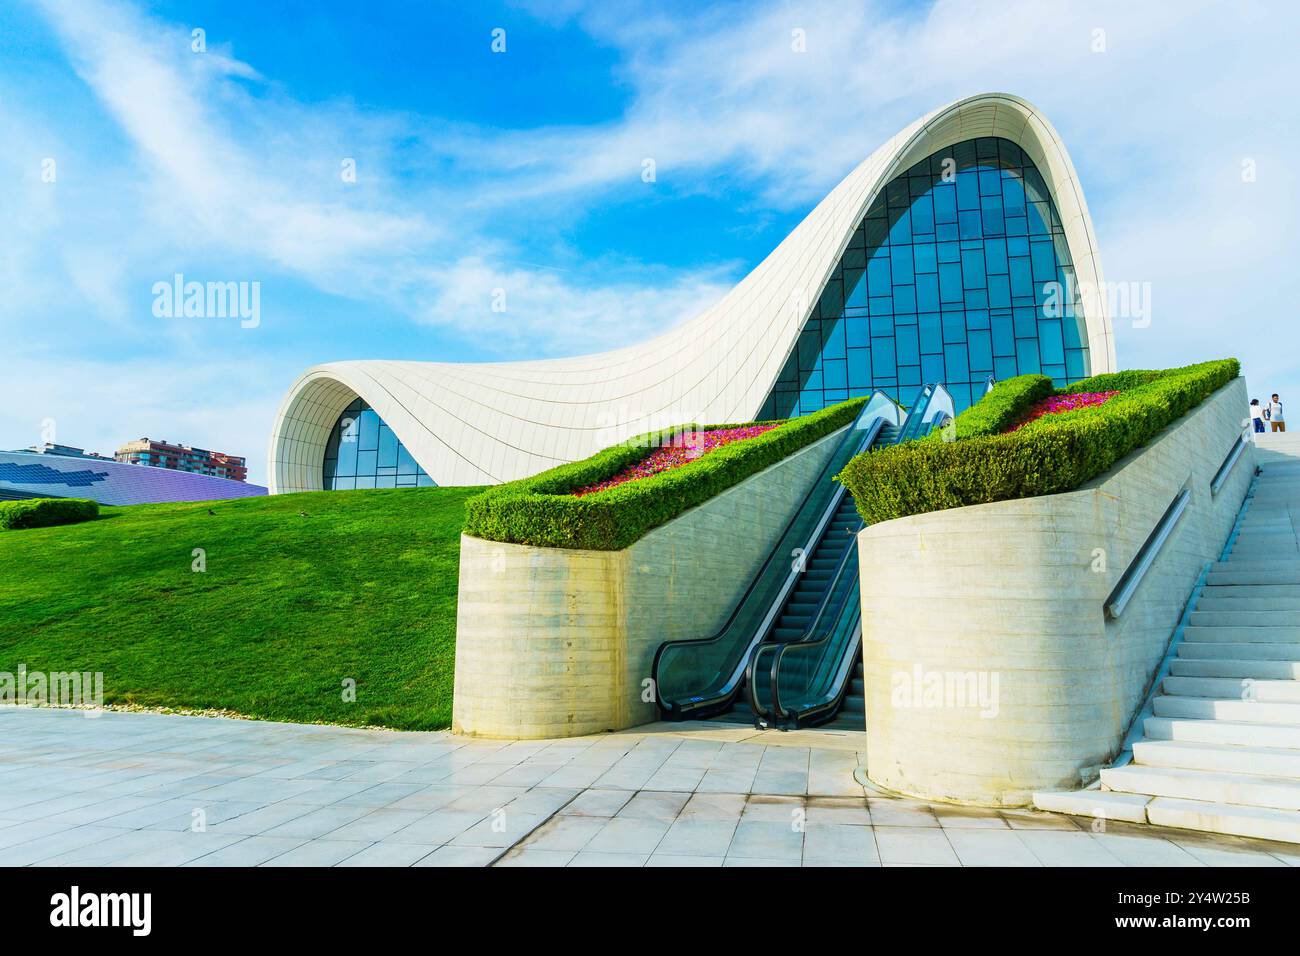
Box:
[867,254,892,293]
[933,185,957,223]
[1009,257,1034,297]
[958,209,983,240]
[956,172,980,210]
[916,274,940,312]
[938,263,964,303]
[1007,235,1030,257]
[898,365,922,388]
[913,243,937,274]
[942,311,968,344]
[357,412,380,452]
[822,319,846,360]
[1038,321,1066,365]
[1030,240,1058,283]
[356,450,377,475]
[842,248,866,270]
[994,356,1019,380]
[870,312,895,337]
[892,285,917,314]
[376,474,397,489]
[1027,201,1051,235]
[417,475,436,487]
[911,195,935,234]
[937,241,960,264]
[378,426,398,469]
[1016,337,1041,370]
[1062,315,1085,349]
[890,246,914,285]
[965,309,990,330]
[846,316,870,348]
[354,476,377,490]
[936,221,959,242]
[963,289,988,310]
[1002,175,1026,215]
[871,339,897,377]
[961,248,986,288]
[968,330,994,371]
[1041,364,1066,380]
[822,278,846,314]
[979,169,1002,196]
[1013,307,1039,339]
[944,344,970,382]
[988,274,1012,309]
[822,359,847,390]
[919,313,943,353]
[333,476,356,491]
[335,428,358,475]
[895,324,920,366]
[991,313,1016,356]
[397,445,418,475]
[1066,348,1088,379]
[888,209,913,244]
[921,354,946,382]
[984,238,1008,274]
[869,295,893,316]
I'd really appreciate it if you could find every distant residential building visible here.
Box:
[115,439,249,482]
[17,443,113,460]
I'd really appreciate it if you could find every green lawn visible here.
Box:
[0,486,483,730]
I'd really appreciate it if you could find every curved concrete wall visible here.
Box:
[856,380,1253,806]
[452,427,845,738]
[269,92,1115,492]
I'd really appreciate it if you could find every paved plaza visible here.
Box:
[1,707,1296,867]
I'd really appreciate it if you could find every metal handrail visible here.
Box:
[1210,435,1248,496]
[1104,487,1192,619]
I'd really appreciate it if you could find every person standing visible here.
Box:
[1269,393,1286,433]
[1250,399,1266,433]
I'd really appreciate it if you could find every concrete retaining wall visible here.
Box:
[857,379,1253,806]
[452,427,846,738]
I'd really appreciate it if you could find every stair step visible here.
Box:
[1184,626,1300,643]
[1145,797,1300,843]
[1197,594,1300,612]
[1153,695,1300,724]
[1170,658,1300,679]
[1102,764,1300,811]
[1179,641,1300,660]
[1209,569,1300,585]
[1215,559,1300,573]
[1031,789,1150,823]
[1191,610,1300,627]
[1162,675,1300,702]
[1133,739,1300,776]
[1144,715,1300,749]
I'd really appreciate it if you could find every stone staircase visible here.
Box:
[1037,432,1300,842]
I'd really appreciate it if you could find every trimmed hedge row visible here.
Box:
[0,497,99,530]
[838,359,1240,524]
[463,396,867,550]
[930,373,1055,441]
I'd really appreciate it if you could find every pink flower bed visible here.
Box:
[572,425,780,496]
[1010,391,1119,431]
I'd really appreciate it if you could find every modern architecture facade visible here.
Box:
[0,448,266,505]
[116,438,249,482]
[269,93,1115,492]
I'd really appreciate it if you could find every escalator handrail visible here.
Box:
[749,530,861,720]
[650,393,895,714]
[769,567,862,725]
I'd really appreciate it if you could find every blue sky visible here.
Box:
[2,0,1297,485]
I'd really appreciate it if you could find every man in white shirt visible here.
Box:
[1269,393,1286,432]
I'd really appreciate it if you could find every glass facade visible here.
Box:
[322,398,435,490]
[758,137,1090,417]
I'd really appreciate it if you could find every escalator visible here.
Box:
[748,382,955,730]
[652,384,955,728]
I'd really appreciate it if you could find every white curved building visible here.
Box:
[269,93,1115,491]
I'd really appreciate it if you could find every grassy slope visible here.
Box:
[0,486,482,730]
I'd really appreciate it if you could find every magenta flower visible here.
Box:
[572,424,780,496]
[1010,391,1119,431]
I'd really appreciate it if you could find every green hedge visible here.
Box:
[463,396,867,550]
[0,497,99,531]
[838,359,1240,524]
[929,373,1054,441]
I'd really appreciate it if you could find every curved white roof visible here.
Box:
[269,92,1114,491]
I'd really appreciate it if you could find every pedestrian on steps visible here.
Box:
[1269,393,1286,433]
[1250,399,1266,433]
